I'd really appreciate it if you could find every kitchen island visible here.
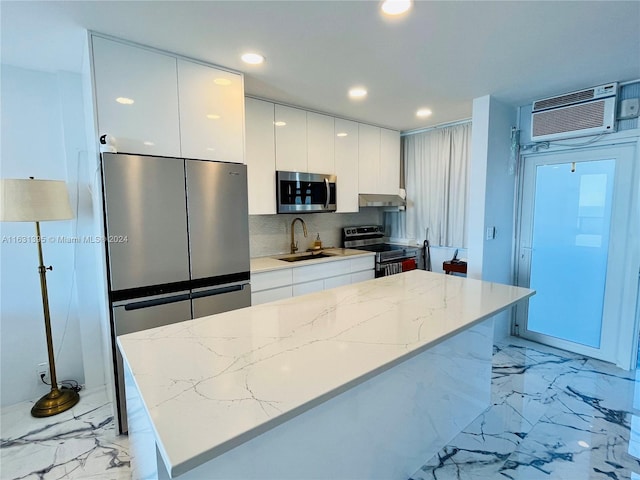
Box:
[118,270,534,479]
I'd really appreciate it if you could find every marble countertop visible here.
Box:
[117,270,534,477]
[250,248,375,273]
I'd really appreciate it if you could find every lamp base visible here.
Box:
[31,387,80,417]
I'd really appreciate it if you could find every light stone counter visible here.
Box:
[118,270,534,479]
[250,247,375,274]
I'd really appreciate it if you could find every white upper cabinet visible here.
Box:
[92,36,181,157]
[379,128,401,194]
[177,60,244,163]
[245,98,276,215]
[334,119,359,213]
[358,124,380,193]
[275,105,307,172]
[307,112,335,174]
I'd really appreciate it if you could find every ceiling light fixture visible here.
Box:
[416,108,432,118]
[143,141,155,146]
[241,53,265,65]
[116,97,134,105]
[381,0,412,16]
[206,114,221,120]
[336,132,348,137]
[214,78,232,86]
[349,87,368,99]
[274,121,287,127]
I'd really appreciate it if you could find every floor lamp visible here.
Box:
[0,178,80,417]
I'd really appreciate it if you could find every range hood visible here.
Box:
[358,194,406,208]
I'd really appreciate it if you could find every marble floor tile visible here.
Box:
[412,338,640,480]
[0,387,130,480]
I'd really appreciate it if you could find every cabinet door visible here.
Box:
[358,124,380,193]
[246,98,276,214]
[92,37,181,157]
[252,286,292,305]
[293,279,324,297]
[335,119,359,213]
[275,105,307,172]
[307,112,335,174]
[351,270,375,283]
[324,274,352,290]
[178,60,244,163]
[380,128,401,195]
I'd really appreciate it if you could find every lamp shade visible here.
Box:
[0,178,73,222]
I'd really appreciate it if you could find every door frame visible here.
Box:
[513,138,640,369]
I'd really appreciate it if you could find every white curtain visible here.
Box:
[388,122,471,247]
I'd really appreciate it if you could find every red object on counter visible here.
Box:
[402,259,417,272]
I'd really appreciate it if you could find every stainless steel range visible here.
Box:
[342,225,420,277]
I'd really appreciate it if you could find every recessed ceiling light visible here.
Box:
[416,108,432,118]
[116,97,134,105]
[143,141,155,146]
[349,87,368,99]
[241,53,265,65]
[274,121,287,127]
[214,78,232,86]
[206,147,216,151]
[336,132,348,137]
[206,114,221,120]
[381,0,412,16]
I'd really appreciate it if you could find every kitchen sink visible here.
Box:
[278,252,335,262]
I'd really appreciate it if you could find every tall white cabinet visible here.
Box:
[91,35,245,163]
[358,124,381,194]
[307,112,335,175]
[177,60,244,163]
[379,128,401,195]
[92,36,181,157]
[334,119,359,213]
[358,125,400,195]
[274,105,307,172]
[245,98,276,215]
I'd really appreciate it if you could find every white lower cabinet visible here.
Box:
[252,286,293,305]
[293,279,325,297]
[251,255,374,305]
[351,270,375,283]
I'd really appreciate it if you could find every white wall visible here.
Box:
[249,210,382,257]
[468,95,518,341]
[0,64,107,406]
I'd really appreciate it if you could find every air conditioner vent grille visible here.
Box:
[532,100,606,137]
[533,89,595,111]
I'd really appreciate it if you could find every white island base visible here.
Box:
[120,270,533,479]
[125,319,494,480]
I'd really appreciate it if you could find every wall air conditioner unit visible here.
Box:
[531,83,617,142]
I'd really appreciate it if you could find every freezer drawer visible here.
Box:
[192,283,251,318]
[113,292,191,433]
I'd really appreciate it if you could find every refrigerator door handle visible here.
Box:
[123,293,191,311]
[191,284,246,300]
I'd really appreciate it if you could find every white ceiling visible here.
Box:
[2,1,639,131]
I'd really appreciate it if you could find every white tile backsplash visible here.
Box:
[249,210,382,257]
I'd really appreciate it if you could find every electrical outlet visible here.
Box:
[37,362,49,385]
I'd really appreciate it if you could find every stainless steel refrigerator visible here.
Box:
[101,153,251,433]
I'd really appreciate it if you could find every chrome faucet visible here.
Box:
[290,217,308,254]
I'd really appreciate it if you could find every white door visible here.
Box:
[516,143,638,366]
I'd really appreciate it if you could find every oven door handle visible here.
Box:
[324,178,330,209]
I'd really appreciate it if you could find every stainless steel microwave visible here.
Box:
[276,171,337,213]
